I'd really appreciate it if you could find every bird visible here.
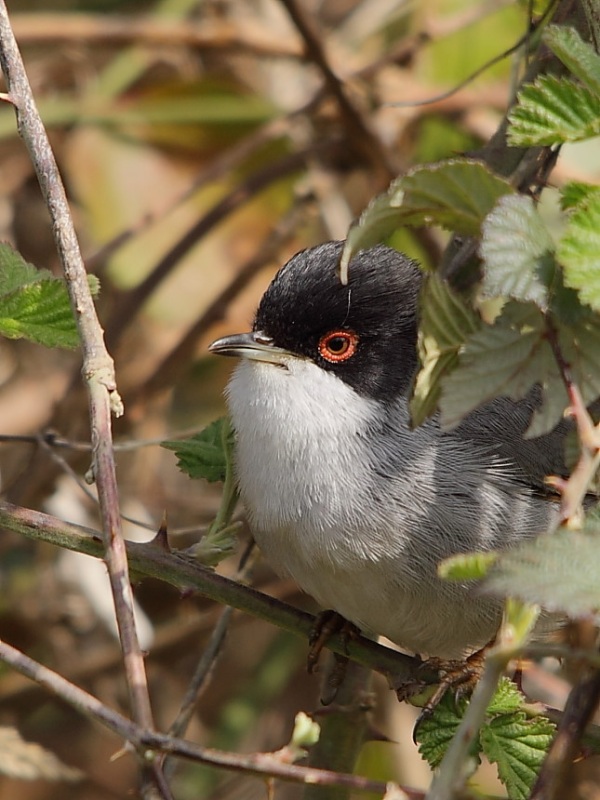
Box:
[209,240,565,663]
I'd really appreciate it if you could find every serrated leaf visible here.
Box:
[410,274,480,426]
[341,160,514,276]
[0,242,52,295]
[508,75,600,146]
[397,160,515,236]
[439,302,566,433]
[484,523,600,621]
[560,181,600,211]
[416,693,477,769]
[0,726,83,782]
[439,551,498,581]
[481,195,556,308]
[559,194,600,312]
[486,678,527,716]
[481,711,555,800]
[162,417,233,482]
[0,279,81,348]
[439,301,600,437]
[0,243,99,349]
[544,25,600,96]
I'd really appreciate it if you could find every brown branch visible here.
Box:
[530,667,600,800]
[0,500,435,687]
[10,13,303,58]
[0,0,158,761]
[277,0,395,183]
[104,139,341,350]
[0,637,424,797]
[136,200,310,401]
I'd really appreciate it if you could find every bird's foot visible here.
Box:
[417,648,487,720]
[395,647,488,739]
[307,610,359,674]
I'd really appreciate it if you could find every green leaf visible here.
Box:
[0,280,81,348]
[162,417,234,482]
[439,301,600,437]
[410,274,479,426]
[486,678,527,717]
[544,25,600,96]
[439,303,565,434]
[484,522,600,621]
[0,242,52,294]
[558,194,600,312]
[341,190,407,272]
[398,160,514,236]
[416,693,477,770]
[480,195,556,308]
[0,243,98,349]
[481,711,555,800]
[438,551,498,582]
[560,181,600,211]
[508,75,600,146]
[341,160,514,275]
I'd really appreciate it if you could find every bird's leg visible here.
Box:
[418,647,488,720]
[307,610,360,674]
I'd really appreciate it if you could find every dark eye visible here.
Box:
[318,330,359,363]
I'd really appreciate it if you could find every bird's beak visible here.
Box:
[209,331,298,366]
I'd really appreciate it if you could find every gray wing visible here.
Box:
[453,388,571,490]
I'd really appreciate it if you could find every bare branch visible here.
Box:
[0,637,423,797]
[0,500,433,687]
[11,13,303,58]
[0,0,155,749]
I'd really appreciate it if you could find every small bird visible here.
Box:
[210,241,565,661]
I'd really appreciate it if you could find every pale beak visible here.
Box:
[209,331,298,366]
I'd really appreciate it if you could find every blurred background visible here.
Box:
[0,0,596,797]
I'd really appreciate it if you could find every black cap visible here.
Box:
[253,241,423,402]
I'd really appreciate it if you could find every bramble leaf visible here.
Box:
[508,75,600,146]
[558,194,600,313]
[340,160,513,276]
[438,551,497,582]
[416,694,476,770]
[560,181,600,211]
[439,302,600,437]
[484,521,600,622]
[480,195,555,309]
[481,712,555,800]
[0,242,95,349]
[162,417,234,482]
[544,25,600,96]
[410,274,479,426]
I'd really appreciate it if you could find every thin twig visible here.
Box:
[137,200,311,400]
[11,13,303,58]
[277,0,395,182]
[0,500,435,687]
[0,0,158,784]
[388,0,559,109]
[0,637,423,798]
[104,139,341,350]
[529,668,600,800]
[425,646,511,800]
[166,541,255,751]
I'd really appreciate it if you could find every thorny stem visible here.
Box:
[0,500,435,686]
[530,668,600,800]
[0,637,424,797]
[544,318,600,523]
[0,1,158,787]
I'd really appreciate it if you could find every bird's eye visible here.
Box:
[318,330,359,363]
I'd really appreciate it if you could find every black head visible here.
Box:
[254,241,423,402]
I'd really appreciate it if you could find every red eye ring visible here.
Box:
[318,330,359,363]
